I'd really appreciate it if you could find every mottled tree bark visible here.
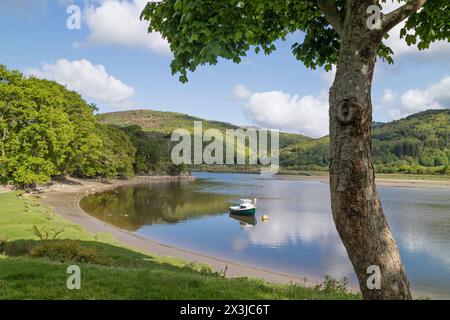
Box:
[328,1,412,299]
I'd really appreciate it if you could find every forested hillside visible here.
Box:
[101,110,450,175]
[99,110,310,169]
[280,110,450,174]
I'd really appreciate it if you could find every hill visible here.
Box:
[98,109,311,149]
[280,109,450,174]
[98,109,238,135]
[98,109,450,175]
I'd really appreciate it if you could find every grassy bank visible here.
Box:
[0,192,359,300]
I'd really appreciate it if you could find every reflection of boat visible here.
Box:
[229,213,257,226]
[229,199,256,216]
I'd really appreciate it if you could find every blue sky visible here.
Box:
[1,0,449,137]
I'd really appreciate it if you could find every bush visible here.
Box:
[166,163,186,176]
[314,275,350,295]
[0,240,34,257]
[443,165,450,175]
[30,240,112,266]
[0,235,7,252]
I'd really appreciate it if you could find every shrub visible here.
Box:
[184,262,214,275]
[314,275,350,295]
[166,163,186,176]
[30,240,112,266]
[0,239,34,257]
[0,235,7,252]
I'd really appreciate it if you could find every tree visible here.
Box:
[142,0,449,299]
[0,65,137,185]
[121,125,166,174]
[0,66,75,186]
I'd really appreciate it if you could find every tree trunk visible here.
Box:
[329,2,412,299]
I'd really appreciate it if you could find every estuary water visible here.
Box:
[80,172,450,298]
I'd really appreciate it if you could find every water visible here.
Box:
[80,172,450,298]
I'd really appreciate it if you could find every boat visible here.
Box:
[229,199,256,216]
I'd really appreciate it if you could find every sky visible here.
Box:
[0,0,449,138]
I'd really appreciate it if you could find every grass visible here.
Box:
[0,192,359,300]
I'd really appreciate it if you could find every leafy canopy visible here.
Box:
[0,65,137,186]
[141,0,449,82]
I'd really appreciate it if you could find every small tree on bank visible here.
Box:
[141,0,449,299]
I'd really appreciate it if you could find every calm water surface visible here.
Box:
[80,172,450,298]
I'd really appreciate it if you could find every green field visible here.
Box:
[0,192,359,300]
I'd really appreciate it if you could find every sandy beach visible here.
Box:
[275,174,450,189]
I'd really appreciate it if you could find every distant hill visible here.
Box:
[98,109,311,149]
[280,109,450,174]
[98,109,238,135]
[372,109,450,173]
[98,109,450,175]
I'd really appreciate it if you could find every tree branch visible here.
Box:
[382,0,428,33]
[316,0,344,37]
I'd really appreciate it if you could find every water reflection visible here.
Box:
[229,213,257,227]
[80,180,236,231]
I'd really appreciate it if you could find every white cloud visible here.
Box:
[235,85,329,138]
[28,59,136,107]
[233,84,252,100]
[381,89,397,104]
[399,89,440,112]
[381,75,450,119]
[84,0,170,55]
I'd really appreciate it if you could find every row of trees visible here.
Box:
[0,65,178,187]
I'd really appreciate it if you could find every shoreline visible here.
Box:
[33,173,446,298]
[194,169,450,189]
[272,174,450,189]
[38,175,318,288]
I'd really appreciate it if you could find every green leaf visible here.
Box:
[233,31,243,42]
[174,0,182,11]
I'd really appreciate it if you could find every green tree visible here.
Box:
[96,124,136,179]
[0,66,75,186]
[121,125,167,174]
[142,0,449,299]
[0,65,137,185]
